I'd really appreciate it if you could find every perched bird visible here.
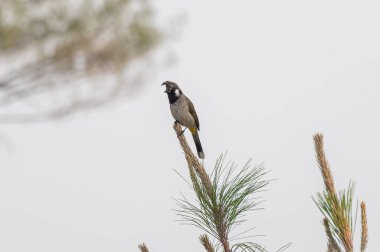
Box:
[162,81,205,159]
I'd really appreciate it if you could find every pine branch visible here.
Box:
[138,243,150,252]
[173,122,269,252]
[323,218,342,252]
[313,133,355,252]
[200,234,216,252]
[173,122,213,197]
[313,134,336,196]
[360,202,368,252]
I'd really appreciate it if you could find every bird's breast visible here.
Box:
[170,97,195,128]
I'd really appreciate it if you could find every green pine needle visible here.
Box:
[313,181,358,251]
[175,153,269,251]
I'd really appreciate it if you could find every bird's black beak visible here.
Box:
[162,83,168,93]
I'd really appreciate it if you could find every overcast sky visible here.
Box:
[1,1,379,252]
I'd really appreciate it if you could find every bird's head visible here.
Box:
[162,81,182,101]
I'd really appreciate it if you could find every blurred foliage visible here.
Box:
[0,0,162,122]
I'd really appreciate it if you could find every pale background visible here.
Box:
[1,1,379,251]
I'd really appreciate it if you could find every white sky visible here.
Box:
[1,1,380,251]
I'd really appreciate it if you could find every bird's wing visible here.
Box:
[186,96,200,130]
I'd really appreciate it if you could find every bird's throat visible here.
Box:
[167,93,180,104]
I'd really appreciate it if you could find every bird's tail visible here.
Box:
[191,130,205,159]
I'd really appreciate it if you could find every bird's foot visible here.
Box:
[180,127,187,136]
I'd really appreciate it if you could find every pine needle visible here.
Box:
[173,122,269,252]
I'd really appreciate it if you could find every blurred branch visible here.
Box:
[0,0,164,122]
[138,243,150,252]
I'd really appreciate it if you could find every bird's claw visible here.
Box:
[180,128,187,136]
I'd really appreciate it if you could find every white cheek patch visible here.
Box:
[174,89,180,97]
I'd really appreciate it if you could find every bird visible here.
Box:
[162,81,205,159]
